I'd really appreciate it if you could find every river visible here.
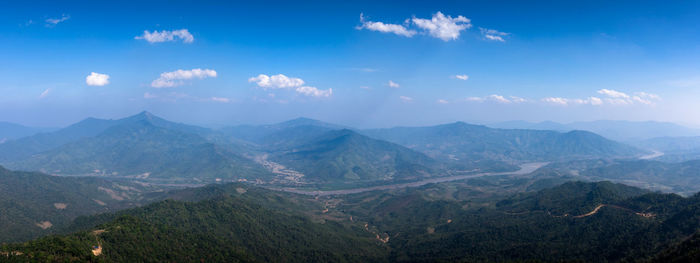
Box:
[272,162,548,196]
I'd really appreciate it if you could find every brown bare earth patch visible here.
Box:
[53,203,67,209]
[98,186,125,200]
[35,221,52,229]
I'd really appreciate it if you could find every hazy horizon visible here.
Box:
[3,1,700,128]
[5,109,700,132]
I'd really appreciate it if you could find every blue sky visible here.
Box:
[1,0,700,128]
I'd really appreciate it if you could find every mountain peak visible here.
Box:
[121,111,166,124]
[134,111,156,120]
[139,111,154,117]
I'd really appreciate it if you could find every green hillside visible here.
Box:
[1,185,387,262]
[0,166,159,243]
[270,129,441,183]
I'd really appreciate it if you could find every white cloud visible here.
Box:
[597,89,629,98]
[510,96,527,103]
[542,97,568,105]
[455,74,469,80]
[388,80,400,88]
[412,12,471,41]
[462,90,658,107]
[248,74,304,89]
[487,94,511,103]
[210,97,231,103]
[399,96,413,102]
[135,29,194,43]
[144,92,227,103]
[542,96,605,106]
[596,89,660,105]
[151,68,217,88]
[249,74,331,97]
[464,94,520,103]
[588,96,603,105]
[631,92,661,105]
[479,27,509,42]
[295,86,333,97]
[86,72,110,86]
[39,88,51,99]
[635,92,660,100]
[359,86,370,90]
[437,99,449,104]
[356,13,416,37]
[46,14,70,26]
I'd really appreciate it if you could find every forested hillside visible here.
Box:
[3,181,700,262]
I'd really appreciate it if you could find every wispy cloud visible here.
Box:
[388,80,400,88]
[437,99,449,104]
[541,97,603,106]
[399,96,414,102]
[39,88,51,99]
[597,89,629,98]
[210,97,231,103]
[136,29,194,43]
[151,68,217,88]
[597,89,660,105]
[454,74,469,80]
[412,12,472,41]
[479,27,509,42]
[45,14,70,26]
[86,72,110,86]
[143,92,231,103]
[356,13,416,37]
[464,94,522,104]
[538,90,659,106]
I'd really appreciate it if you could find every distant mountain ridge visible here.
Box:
[363,121,645,163]
[0,122,54,143]
[219,117,350,146]
[490,120,700,141]
[3,115,270,182]
[0,111,209,162]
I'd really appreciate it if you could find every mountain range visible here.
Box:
[490,120,700,141]
[1,113,270,183]
[0,112,651,188]
[363,122,645,163]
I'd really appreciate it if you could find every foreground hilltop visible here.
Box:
[2,180,700,262]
